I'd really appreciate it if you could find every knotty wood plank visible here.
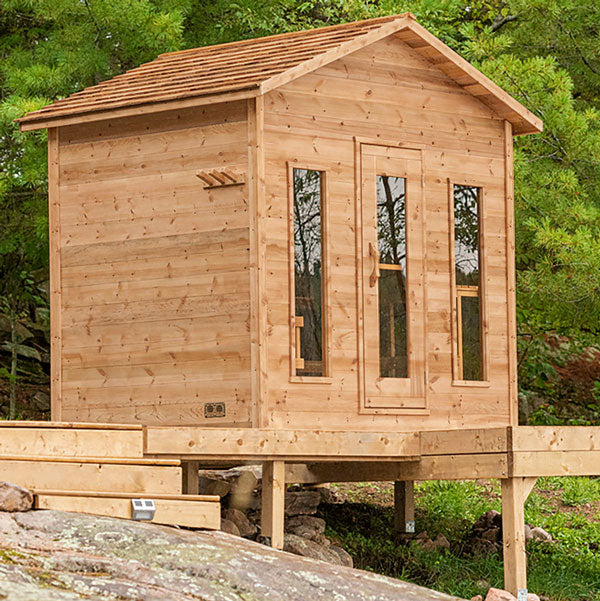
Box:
[261,460,285,549]
[145,428,421,459]
[501,477,528,597]
[35,493,220,529]
[420,428,508,455]
[48,127,62,421]
[511,426,600,452]
[0,428,143,458]
[0,460,182,494]
[512,451,600,477]
[248,95,267,428]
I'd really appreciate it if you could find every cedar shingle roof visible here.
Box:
[18,14,542,135]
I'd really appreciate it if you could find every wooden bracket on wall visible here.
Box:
[196,168,245,189]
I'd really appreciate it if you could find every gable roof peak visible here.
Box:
[18,13,541,135]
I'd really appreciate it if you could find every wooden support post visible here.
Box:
[501,477,528,599]
[261,460,285,549]
[182,461,200,495]
[394,480,415,533]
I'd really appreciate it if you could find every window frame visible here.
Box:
[448,178,490,387]
[287,162,332,383]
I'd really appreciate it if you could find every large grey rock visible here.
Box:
[223,507,256,538]
[283,533,347,565]
[285,490,322,515]
[285,515,328,544]
[219,518,240,537]
[198,475,231,498]
[0,482,33,512]
[330,544,354,567]
[0,509,467,600]
[530,526,552,542]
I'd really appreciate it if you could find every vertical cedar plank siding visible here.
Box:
[263,35,510,430]
[57,101,252,426]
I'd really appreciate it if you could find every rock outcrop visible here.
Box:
[0,481,33,512]
[0,508,467,601]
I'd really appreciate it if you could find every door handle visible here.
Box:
[369,242,380,287]
[294,315,305,370]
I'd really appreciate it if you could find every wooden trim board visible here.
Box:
[35,491,220,529]
[286,453,508,483]
[0,427,143,458]
[145,428,421,460]
[248,95,268,428]
[0,421,142,430]
[511,426,600,452]
[48,128,62,421]
[511,451,600,477]
[19,88,259,131]
[0,459,182,494]
[0,455,178,465]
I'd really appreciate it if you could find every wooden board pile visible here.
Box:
[0,421,220,529]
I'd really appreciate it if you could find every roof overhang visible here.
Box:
[18,15,542,136]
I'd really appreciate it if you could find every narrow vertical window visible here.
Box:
[293,169,325,377]
[453,184,484,381]
[377,175,408,378]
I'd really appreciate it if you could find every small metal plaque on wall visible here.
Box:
[204,402,226,419]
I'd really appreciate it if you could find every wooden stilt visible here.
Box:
[394,480,415,533]
[261,460,286,549]
[501,477,528,599]
[182,461,200,494]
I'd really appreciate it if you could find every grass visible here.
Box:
[319,478,600,601]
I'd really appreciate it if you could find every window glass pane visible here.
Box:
[377,176,406,268]
[454,184,480,286]
[377,175,408,378]
[294,168,324,377]
[453,184,484,380]
[460,295,483,380]
[379,269,408,378]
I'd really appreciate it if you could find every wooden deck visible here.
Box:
[1,422,599,598]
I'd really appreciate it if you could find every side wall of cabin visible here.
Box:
[261,35,515,431]
[52,101,253,426]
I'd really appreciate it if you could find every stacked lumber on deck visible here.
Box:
[0,421,220,530]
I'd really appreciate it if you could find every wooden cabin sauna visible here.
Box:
[18,13,542,433]
[24,18,600,600]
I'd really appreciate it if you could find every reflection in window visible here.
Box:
[377,176,407,378]
[293,169,324,376]
[454,184,484,381]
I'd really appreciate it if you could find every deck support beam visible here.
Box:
[394,480,415,533]
[261,460,286,549]
[182,461,200,494]
[501,477,528,599]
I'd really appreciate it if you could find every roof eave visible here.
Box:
[17,85,261,132]
[395,21,543,136]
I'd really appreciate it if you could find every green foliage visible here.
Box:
[325,479,600,600]
[417,480,500,538]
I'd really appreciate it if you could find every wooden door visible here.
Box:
[361,144,426,410]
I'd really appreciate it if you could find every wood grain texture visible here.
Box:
[35,492,220,529]
[48,128,62,421]
[501,477,528,596]
[56,103,252,426]
[0,427,143,458]
[262,35,512,431]
[261,460,285,548]
[0,459,182,493]
[145,427,421,459]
